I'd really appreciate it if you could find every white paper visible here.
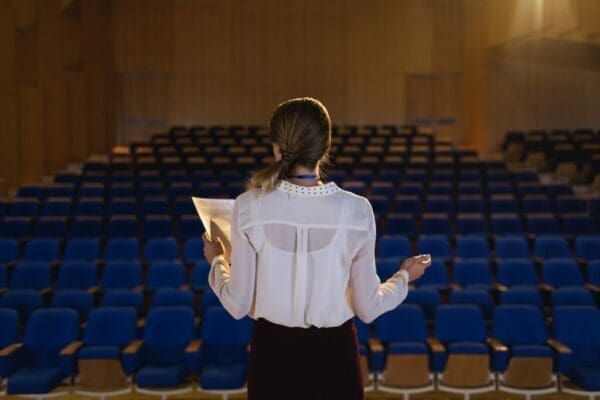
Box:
[192,197,235,262]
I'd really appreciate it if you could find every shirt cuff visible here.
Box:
[211,254,227,269]
[398,269,410,285]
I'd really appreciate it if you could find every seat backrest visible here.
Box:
[0,239,19,263]
[535,235,571,259]
[101,290,143,314]
[105,238,140,261]
[144,238,178,261]
[434,305,486,344]
[84,307,137,347]
[143,307,195,365]
[542,259,584,287]
[11,262,52,290]
[376,304,426,344]
[152,289,195,308]
[456,236,489,259]
[0,308,19,348]
[493,305,547,346]
[146,262,185,290]
[64,239,100,261]
[23,239,60,261]
[500,287,543,309]
[495,236,530,259]
[102,261,142,289]
[453,260,492,286]
[56,261,97,290]
[553,306,600,366]
[413,259,448,287]
[23,309,79,367]
[497,259,538,286]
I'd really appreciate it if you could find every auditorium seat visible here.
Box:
[412,259,448,291]
[5,309,79,395]
[496,259,538,288]
[452,260,493,290]
[56,262,98,291]
[371,305,435,395]
[145,262,186,292]
[491,214,524,235]
[190,260,210,292]
[422,213,452,236]
[541,259,585,290]
[385,214,417,236]
[177,215,204,241]
[141,215,173,239]
[0,290,42,325]
[553,306,600,394]
[197,306,252,394]
[535,235,572,259]
[0,217,33,239]
[8,198,40,217]
[183,238,204,265]
[377,236,410,258]
[456,236,490,260]
[50,290,94,321]
[495,236,530,260]
[491,305,560,395]
[22,239,60,262]
[527,215,561,236]
[456,214,487,235]
[75,197,104,217]
[74,307,137,396]
[64,239,100,262]
[551,287,596,307]
[449,289,494,320]
[0,308,19,382]
[131,307,197,395]
[0,239,19,264]
[10,262,52,292]
[101,290,144,316]
[433,305,495,396]
[101,261,143,292]
[71,217,103,238]
[106,216,138,238]
[151,289,195,309]
[404,288,441,322]
[563,214,598,236]
[416,236,451,261]
[575,236,600,261]
[104,238,140,262]
[42,197,72,216]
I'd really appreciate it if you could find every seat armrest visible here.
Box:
[60,341,83,356]
[494,283,509,292]
[86,286,100,294]
[367,338,384,353]
[547,339,572,354]
[487,337,508,352]
[40,287,54,295]
[185,340,202,353]
[123,339,144,355]
[426,337,445,352]
[538,283,555,292]
[137,318,145,328]
[0,343,22,357]
[133,285,144,293]
[585,283,600,292]
[449,283,462,291]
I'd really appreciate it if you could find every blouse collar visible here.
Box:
[276,180,340,197]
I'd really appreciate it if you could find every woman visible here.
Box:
[202,97,431,400]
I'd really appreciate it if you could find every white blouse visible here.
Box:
[209,179,409,328]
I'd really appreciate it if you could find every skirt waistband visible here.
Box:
[254,318,355,337]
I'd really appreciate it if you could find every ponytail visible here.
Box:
[246,158,292,192]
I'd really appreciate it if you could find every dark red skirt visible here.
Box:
[247,318,364,400]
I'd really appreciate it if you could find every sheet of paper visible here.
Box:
[192,197,235,263]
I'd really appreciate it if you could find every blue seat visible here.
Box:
[371,181,395,197]
[377,236,410,258]
[413,259,448,290]
[22,239,60,262]
[173,198,195,217]
[492,214,524,235]
[416,236,451,261]
[495,236,530,260]
[10,263,52,291]
[106,216,138,238]
[404,288,441,321]
[422,214,452,236]
[551,287,595,307]
[105,238,140,262]
[200,289,222,316]
[141,197,169,216]
[0,217,33,239]
[563,214,598,236]
[456,214,487,235]
[542,259,585,289]
[376,258,402,281]
[8,198,40,217]
[371,305,434,390]
[0,263,6,290]
[56,262,97,291]
[575,236,600,261]
[146,262,185,292]
[490,195,519,213]
[75,197,105,216]
[500,287,544,309]
[102,261,143,291]
[0,309,19,378]
[141,216,173,239]
[425,196,453,215]
[456,236,489,260]
[522,195,552,213]
[553,306,600,392]
[5,309,79,395]
[527,214,561,235]
[535,235,572,259]
[393,196,421,215]
[434,305,493,390]
[64,238,100,262]
[17,186,45,200]
[190,260,210,292]
[497,259,538,288]
[144,238,179,262]
[101,290,144,315]
[151,289,195,309]
[0,239,19,263]
[0,290,43,324]
[452,260,493,290]
[450,289,494,320]
[183,238,204,264]
[79,307,138,377]
[108,197,137,215]
[71,217,103,238]
[457,196,485,214]
[42,197,72,216]
[34,216,68,239]
[197,306,252,391]
[129,307,197,390]
[491,305,559,387]
[369,195,390,215]
[386,214,417,236]
[555,196,587,214]
[177,215,204,241]
[47,184,74,198]
[50,290,94,321]
[589,260,600,286]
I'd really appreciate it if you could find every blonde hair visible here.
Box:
[247,97,332,192]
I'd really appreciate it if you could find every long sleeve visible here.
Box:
[349,199,409,324]
[208,198,257,319]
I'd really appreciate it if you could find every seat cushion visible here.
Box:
[201,363,246,390]
[388,342,428,355]
[7,367,64,394]
[79,345,121,359]
[569,364,600,391]
[448,342,488,354]
[136,364,187,388]
[511,345,552,358]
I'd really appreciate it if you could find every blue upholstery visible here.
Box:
[56,261,97,290]
[377,236,410,258]
[101,290,144,315]
[452,260,492,289]
[386,214,417,236]
[553,306,600,390]
[64,239,100,262]
[456,214,487,235]
[152,289,195,308]
[144,238,179,262]
[535,235,572,259]
[542,259,585,288]
[198,306,252,390]
[450,289,493,319]
[376,258,402,281]
[497,259,538,287]
[413,259,448,290]
[6,309,79,394]
[589,260,600,286]
[0,309,19,377]
[575,236,600,261]
[105,238,140,261]
[563,215,598,236]
[417,236,451,261]
[552,287,595,307]
[0,217,33,239]
[22,239,60,262]
[0,290,43,324]
[50,290,94,321]
[0,263,7,289]
[456,236,490,259]
[0,239,19,263]
[422,214,452,236]
[34,217,68,239]
[492,214,523,235]
[133,307,197,388]
[71,217,103,238]
[102,261,143,291]
[500,287,544,309]
[527,214,560,235]
[190,260,210,291]
[146,262,185,291]
[183,238,204,264]
[10,263,52,290]
[404,288,441,320]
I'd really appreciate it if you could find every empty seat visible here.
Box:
[10,262,52,291]
[141,216,173,239]
[104,238,140,262]
[393,196,421,215]
[377,236,410,258]
[75,197,104,216]
[0,309,19,379]
[71,217,103,238]
[457,196,485,214]
[500,287,544,309]
[456,214,487,235]
[534,235,572,259]
[490,195,519,213]
[50,290,94,321]
[413,259,448,290]
[144,238,179,262]
[8,198,40,217]
[555,196,587,214]
[552,287,595,307]
[491,214,524,235]
[563,214,598,236]
[404,288,441,321]
[108,197,137,215]
[22,239,60,262]
[385,214,417,236]
[522,195,552,213]
[542,259,585,289]
[102,261,143,291]
[416,236,451,261]
[56,262,97,291]
[183,238,204,264]
[101,290,144,315]
[456,236,489,260]
[177,215,204,241]
[422,213,452,236]
[0,290,43,324]
[575,236,600,261]
[0,217,33,239]
[495,236,530,260]
[146,262,186,292]
[449,289,493,320]
[376,258,402,281]
[42,197,72,216]
[106,216,138,238]
[497,259,538,288]
[5,309,79,395]
[190,260,210,292]
[64,239,100,262]
[452,260,493,290]
[0,239,19,263]
[527,214,560,235]
[151,289,195,308]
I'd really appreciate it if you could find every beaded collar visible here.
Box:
[276,180,339,197]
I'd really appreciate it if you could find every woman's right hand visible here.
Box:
[400,254,432,281]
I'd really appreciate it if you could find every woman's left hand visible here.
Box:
[202,232,226,263]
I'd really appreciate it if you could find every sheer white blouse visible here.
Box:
[208,179,409,328]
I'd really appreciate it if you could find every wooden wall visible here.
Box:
[0,0,115,195]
